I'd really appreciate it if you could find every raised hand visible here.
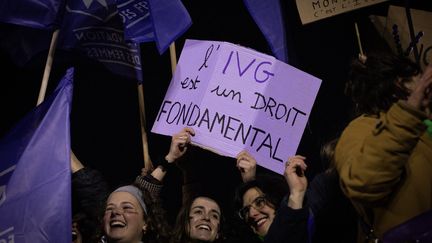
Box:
[71,150,84,173]
[236,150,257,183]
[284,155,308,209]
[165,127,195,163]
[407,64,432,116]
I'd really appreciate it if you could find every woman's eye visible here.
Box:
[123,206,135,212]
[193,210,203,215]
[256,198,265,207]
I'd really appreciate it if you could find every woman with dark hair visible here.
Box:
[234,154,309,243]
[133,127,224,243]
[139,127,260,243]
[345,52,421,116]
[234,147,358,243]
[335,52,432,242]
[72,151,109,243]
[170,195,223,243]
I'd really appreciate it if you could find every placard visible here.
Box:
[296,0,388,24]
[152,39,321,174]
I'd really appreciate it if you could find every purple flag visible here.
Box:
[383,210,432,242]
[0,0,64,29]
[116,0,192,54]
[58,0,143,81]
[0,68,73,243]
[243,0,288,63]
[0,25,52,66]
[0,0,63,66]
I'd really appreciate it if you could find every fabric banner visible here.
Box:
[152,39,321,175]
[383,210,432,242]
[116,0,192,54]
[0,0,63,66]
[58,0,143,81]
[0,68,73,243]
[0,0,64,29]
[244,0,288,63]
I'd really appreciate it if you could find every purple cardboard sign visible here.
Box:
[151,39,321,174]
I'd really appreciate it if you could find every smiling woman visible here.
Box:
[170,196,223,243]
[102,184,171,243]
[234,169,309,243]
[103,188,147,243]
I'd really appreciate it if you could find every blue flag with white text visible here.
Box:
[243,0,288,63]
[116,0,192,54]
[0,0,64,29]
[0,68,73,243]
[58,0,143,81]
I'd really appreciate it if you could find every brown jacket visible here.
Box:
[335,101,432,240]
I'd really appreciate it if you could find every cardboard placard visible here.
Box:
[152,39,321,174]
[296,0,388,25]
[370,5,431,69]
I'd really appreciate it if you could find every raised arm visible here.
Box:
[154,127,195,180]
[284,155,308,209]
[135,127,195,196]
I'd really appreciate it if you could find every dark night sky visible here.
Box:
[1,0,430,220]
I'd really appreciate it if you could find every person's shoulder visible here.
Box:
[350,114,379,125]
[338,115,377,140]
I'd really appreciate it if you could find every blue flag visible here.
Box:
[0,0,63,66]
[116,0,192,54]
[243,0,288,63]
[0,68,73,243]
[383,210,432,242]
[0,0,142,81]
[0,0,65,29]
[0,26,52,66]
[58,0,143,81]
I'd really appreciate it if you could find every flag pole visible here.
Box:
[404,0,420,65]
[169,42,177,74]
[137,82,153,174]
[37,29,60,105]
[138,42,178,174]
[354,22,364,56]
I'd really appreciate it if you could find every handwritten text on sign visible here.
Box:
[151,39,321,175]
[296,0,388,25]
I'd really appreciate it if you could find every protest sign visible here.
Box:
[370,5,431,69]
[151,39,321,174]
[296,0,388,25]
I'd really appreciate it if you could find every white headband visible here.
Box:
[113,185,147,214]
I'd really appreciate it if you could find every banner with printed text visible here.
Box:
[151,39,321,175]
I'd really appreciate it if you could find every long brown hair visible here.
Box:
[170,196,224,243]
[135,183,172,243]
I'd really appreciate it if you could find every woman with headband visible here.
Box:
[102,184,171,243]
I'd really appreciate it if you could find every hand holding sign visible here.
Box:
[166,127,195,163]
[152,39,321,174]
[236,150,257,183]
